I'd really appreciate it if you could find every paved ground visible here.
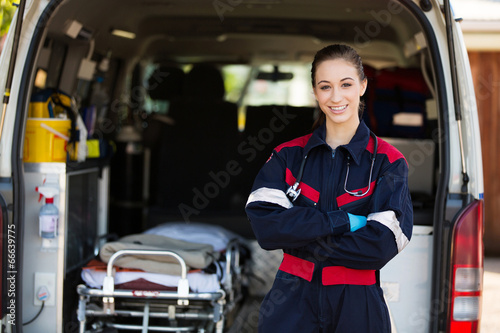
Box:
[481,257,500,333]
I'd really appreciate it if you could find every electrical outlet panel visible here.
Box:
[34,272,56,306]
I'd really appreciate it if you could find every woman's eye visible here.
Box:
[320,85,330,90]
[342,83,352,87]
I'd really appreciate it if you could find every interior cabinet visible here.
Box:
[22,162,109,333]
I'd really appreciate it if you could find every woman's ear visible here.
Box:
[360,78,368,96]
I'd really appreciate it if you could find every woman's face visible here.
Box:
[313,59,367,129]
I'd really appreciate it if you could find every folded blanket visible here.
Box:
[82,259,223,293]
[144,222,244,252]
[99,234,217,275]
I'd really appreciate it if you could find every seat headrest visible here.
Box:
[184,64,225,100]
[148,66,185,100]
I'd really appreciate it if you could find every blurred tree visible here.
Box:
[1,1,17,54]
[1,1,16,35]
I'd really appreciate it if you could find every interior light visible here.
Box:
[216,34,227,42]
[111,29,136,40]
[34,68,47,89]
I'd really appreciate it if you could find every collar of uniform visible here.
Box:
[303,122,329,155]
[304,121,370,165]
[340,121,370,165]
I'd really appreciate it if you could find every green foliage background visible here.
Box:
[1,1,16,36]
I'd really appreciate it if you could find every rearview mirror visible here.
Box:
[256,66,294,81]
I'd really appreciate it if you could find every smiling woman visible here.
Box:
[245,44,413,333]
[312,48,368,148]
[314,59,366,133]
[311,45,368,144]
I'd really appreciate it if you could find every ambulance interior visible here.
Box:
[20,0,441,331]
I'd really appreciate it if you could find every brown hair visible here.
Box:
[311,44,366,130]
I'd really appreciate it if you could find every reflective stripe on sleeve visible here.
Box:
[246,187,293,209]
[367,211,409,252]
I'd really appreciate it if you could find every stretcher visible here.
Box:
[76,224,246,333]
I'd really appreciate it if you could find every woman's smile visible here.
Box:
[329,105,348,113]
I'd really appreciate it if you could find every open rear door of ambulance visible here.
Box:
[0,0,27,329]
[430,0,484,332]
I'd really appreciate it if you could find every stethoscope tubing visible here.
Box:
[286,131,378,202]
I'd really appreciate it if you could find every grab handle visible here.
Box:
[104,249,190,305]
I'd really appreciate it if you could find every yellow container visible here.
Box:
[29,101,51,118]
[23,118,71,163]
[29,90,72,118]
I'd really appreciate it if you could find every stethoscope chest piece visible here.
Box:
[286,154,308,202]
[286,182,301,202]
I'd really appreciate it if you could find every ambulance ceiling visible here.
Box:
[46,0,423,64]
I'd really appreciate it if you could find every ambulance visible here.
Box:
[0,0,484,332]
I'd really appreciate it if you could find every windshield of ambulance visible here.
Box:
[223,64,316,107]
[142,63,316,115]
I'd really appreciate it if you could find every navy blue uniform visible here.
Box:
[245,121,413,332]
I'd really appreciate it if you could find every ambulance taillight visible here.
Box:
[448,200,484,332]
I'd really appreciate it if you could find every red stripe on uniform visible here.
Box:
[279,253,315,282]
[366,135,376,154]
[285,168,320,203]
[336,180,376,207]
[279,254,376,285]
[275,133,313,153]
[322,266,376,285]
[366,137,407,164]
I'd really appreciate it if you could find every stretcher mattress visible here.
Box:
[81,259,223,293]
[82,222,237,293]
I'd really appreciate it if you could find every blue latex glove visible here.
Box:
[348,213,367,232]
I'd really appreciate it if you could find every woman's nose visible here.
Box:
[330,88,342,103]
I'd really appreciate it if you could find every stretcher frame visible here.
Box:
[77,239,244,333]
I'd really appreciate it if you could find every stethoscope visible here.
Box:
[286,131,378,202]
